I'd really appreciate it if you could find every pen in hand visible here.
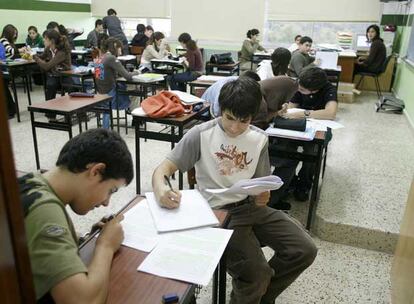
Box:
[163,175,180,208]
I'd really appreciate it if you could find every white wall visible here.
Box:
[91,0,170,18]
[267,0,381,21]
[171,0,265,43]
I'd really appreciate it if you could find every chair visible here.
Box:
[355,55,393,100]
[129,46,144,66]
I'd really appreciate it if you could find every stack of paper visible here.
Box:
[206,175,283,196]
[170,90,205,105]
[145,190,219,232]
[118,55,136,61]
[266,125,316,141]
[336,32,353,49]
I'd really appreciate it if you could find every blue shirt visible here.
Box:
[201,76,238,117]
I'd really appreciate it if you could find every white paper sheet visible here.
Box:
[266,126,316,141]
[316,51,339,70]
[197,75,226,82]
[138,227,233,286]
[308,118,344,130]
[121,200,161,252]
[145,190,219,233]
[206,175,283,195]
[132,74,165,83]
[170,90,205,105]
[287,108,305,114]
[131,107,147,116]
[117,55,136,61]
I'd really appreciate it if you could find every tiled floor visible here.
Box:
[7,85,406,303]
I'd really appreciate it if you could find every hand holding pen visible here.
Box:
[160,175,181,209]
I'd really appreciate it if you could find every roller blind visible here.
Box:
[91,0,170,18]
[171,0,265,42]
[267,0,381,22]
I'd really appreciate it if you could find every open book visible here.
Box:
[205,175,283,196]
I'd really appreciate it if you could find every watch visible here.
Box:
[304,110,311,117]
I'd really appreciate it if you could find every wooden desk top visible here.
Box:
[133,104,210,125]
[28,94,111,114]
[79,196,228,304]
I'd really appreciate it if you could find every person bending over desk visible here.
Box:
[167,37,202,92]
[239,28,266,71]
[152,77,317,304]
[19,129,133,303]
[354,24,386,77]
[288,36,317,78]
[269,67,337,209]
[256,47,291,80]
[140,31,170,71]
[94,37,139,128]
[26,25,44,48]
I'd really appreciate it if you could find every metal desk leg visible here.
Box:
[78,113,83,133]
[135,118,141,194]
[116,94,120,133]
[11,74,20,122]
[178,126,183,189]
[218,251,227,304]
[306,143,324,230]
[212,267,219,304]
[67,115,73,139]
[25,75,32,105]
[30,111,40,170]
[81,77,85,92]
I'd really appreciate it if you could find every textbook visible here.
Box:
[145,190,219,232]
[170,90,206,105]
[205,175,283,196]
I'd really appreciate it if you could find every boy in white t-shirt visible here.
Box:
[152,77,317,304]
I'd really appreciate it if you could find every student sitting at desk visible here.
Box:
[26,26,44,48]
[85,19,104,48]
[131,24,148,47]
[288,34,302,53]
[256,47,291,80]
[167,37,202,92]
[288,36,316,77]
[1,24,27,119]
[240,28,266,71]
[270,67,337,208]
[19,128,133,303]
[33,29,72,120]
[103,8,129,54]
[354,24,386,76]
[140,31,170,71]
[94,37,138,128]
[152,77,317,304]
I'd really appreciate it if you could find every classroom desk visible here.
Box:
[1,60,37,122]
[132,105,210,194]
[188,79,216,95]
[251,52,271,68]
[151,58,185,75]
[58,69,95,93]
[71,49,92,65]
[268,130,328,230]
[28,94,112,169]
[205,61,240,76]
[115,76,167,133]
[79,196,229,304]
[337,51,357,83]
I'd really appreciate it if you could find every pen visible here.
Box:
[164,175,175,193]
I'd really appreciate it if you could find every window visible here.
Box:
[120,17,171,40]
[264,20,372,49]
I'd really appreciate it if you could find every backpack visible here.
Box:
[210,52,234,64]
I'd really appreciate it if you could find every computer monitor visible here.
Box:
[356,34,371,51]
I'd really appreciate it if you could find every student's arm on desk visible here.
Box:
[50,215,124,304]
[284,101,337,120]
[152,159,182,209]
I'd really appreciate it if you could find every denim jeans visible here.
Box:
[102,84,130,129]
[167,71,199,92]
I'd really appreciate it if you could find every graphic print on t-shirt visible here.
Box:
[214,144,252,176]
[93,57,105,80]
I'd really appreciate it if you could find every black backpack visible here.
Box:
[210,52,234,64]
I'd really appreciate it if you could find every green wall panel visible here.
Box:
[0,0,91,12]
